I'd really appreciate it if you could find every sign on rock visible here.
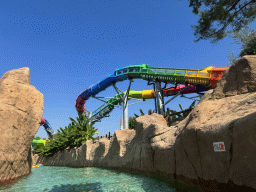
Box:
[213,141,226,152]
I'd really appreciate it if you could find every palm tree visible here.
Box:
[69,112,98,145]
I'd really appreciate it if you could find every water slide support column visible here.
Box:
[123,79,133,129]
[147,81,158,113]
[88,111,92,125]
[123,93,129,129]
[113,79,133,129]
[155,81,165,116]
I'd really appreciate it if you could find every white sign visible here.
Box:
[213,142,226,152]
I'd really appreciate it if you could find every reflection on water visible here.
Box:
[0,166,176,192]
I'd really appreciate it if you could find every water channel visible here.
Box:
[0,166,176,192]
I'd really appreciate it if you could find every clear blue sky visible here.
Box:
[1,0,255,139]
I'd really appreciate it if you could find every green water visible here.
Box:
[0,166,176,192]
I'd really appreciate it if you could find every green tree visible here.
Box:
[185,0,256,43]
[227,25,256,65]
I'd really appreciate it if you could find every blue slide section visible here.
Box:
[40,117,54,140]
[76,72,117,115]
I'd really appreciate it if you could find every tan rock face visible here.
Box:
[208,55,256,99]
[31,55,256,192]
[174,55,256,190]
[135,113,167,134]
[0,67,43,185]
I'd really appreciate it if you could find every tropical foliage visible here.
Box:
[165,100,197,126]
[227,25,256,66]
[34,113,98,157]
[129,108,152,129]
[34,136,41,140]
[128,100,197,128]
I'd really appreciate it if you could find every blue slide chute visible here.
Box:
[40,117,54,140]
[75,72,117,115]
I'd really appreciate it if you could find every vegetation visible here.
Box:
[128,100,197,128]
[129,109,152,129]
[34,113,98,157]
[34,136,41,140]
[227,25,256,65]
[185,0,256,43]
[165,100,197,126]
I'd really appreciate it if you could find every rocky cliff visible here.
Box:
[32,56,256,191]
[0,67,44,186]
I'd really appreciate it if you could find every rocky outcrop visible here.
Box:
[32,56,256,191]
[173,55,256,190]
[0,67,44,186]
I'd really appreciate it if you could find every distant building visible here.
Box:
[120,113,124,130]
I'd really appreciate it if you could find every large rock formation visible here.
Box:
[0,67,44,186]
[33,56,256,191]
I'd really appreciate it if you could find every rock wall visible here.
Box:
[0,67,44,186]
[32,55,256,191]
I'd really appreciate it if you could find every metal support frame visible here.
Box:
[91,96,122,109]
[127,99,144,106]
[163,85,193,106]
[123,79,133,129]
[147,81,158,114]
[90,80,146,126]
[93,96,118,99]
[88,111,92,125]
[123,93,129,130]
[180,93,203,102]
[112,80,133,129]
[112,83,124,101]
[89,80,207,125]
[155,81,165,116]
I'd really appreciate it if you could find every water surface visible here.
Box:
[0,166,176,192]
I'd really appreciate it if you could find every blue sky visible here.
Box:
[1,0,255,139]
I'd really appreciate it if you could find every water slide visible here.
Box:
[32,139,50,148]
[39,117,54,140]
[75,64,229,122]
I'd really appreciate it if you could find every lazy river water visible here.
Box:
[0,166,176,192]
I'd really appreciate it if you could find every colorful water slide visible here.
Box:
[40,117,54,140]
[76,64,229,121]
[32,139,50,148]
